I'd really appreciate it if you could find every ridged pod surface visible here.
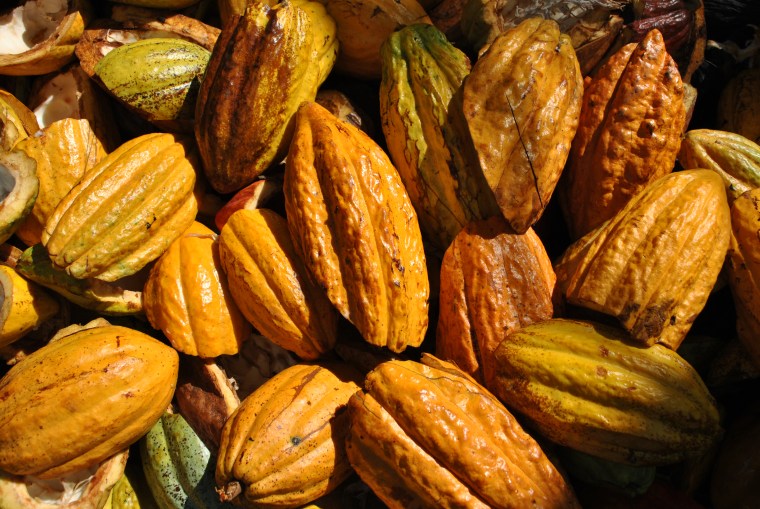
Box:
[380,23,498,251]
[218,208,337,360]
[490,319,722,466]
[436,216,555,385]
[141,411,231,509]
[678,129,760,202]
[346,355,580,509]
[15,118,106,246]
[562,29,686,239]
[555,170,729,350]
[216,362,361,508]
[94,38,211,132]
[284,101,429,353]
[41,132,198,282]
[462,17,583,234]
[726,188,760,366]
[195,0,337,193]
[143,221,250,358]
[0,325,178,479]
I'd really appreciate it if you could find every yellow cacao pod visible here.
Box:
[490,319,722,466]
[41,132,198,282]
[462,17,583,234]
[0,324,178,479]
[346,355,580,508]
[143,221,250,358]
[284,101,429,353]
[555,170,730,350]
[679,129,760,202]
[194,0,337,193]
[15,118,106,247]
[216,362,361,507]
[218,208,337,360]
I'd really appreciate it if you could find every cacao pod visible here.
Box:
[0,264,60,349]
[726,188,760,366]
[216,362,361,508]
[717,67,760,144]
[93,38,211,132]
[555,170,729,349]
[194,0,337,193]
[0,88,40,151]
[284,101,429,353]
[218,208,337,360]
[489,319,722,465]
[0,324,178,478]
[561,28,686,239]
[678,129,760,202]
[41,132,198,282]
[436,216,555,385]
[346,354,581,508]
[15,117,106,246]
[462,17,583,234]
[0,148,39,245]
[380,23,498,251]
[144,221,250,358]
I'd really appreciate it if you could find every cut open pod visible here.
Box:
[0,149,38,245]
[0,0,91,76]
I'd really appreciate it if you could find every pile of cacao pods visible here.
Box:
[0,0,759,507]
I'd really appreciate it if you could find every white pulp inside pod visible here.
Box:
[0,0,68,55]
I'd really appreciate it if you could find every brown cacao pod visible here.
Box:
[436,216,555,385]
[380,23,499,251]
[555,169,730,349]
[726,188,760,366]
[462,17,583,234]
[194,0,337,194]
[40,132,198,282]
[143,221,250,358]
[717,67,760,144]
[0,324,178,479]
[346,354,581,508]
[14,118,106,247]
[216,362,361,508]
[490,319,722,466]
[678,129,760,202]
[710,409,760,509]
[561,28,686,239]
[218,208,337,360]
[284,101,429,353]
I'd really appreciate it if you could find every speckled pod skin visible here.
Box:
[555,170,729,350]
[41,132,198,282]
[216,362,361,508]
[436,216,555,385]
[0,325,178,479]
[490,319,722,466]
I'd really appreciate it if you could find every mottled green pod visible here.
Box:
[141,411,233,509]
[94,38,211,132]
[380,24,498,251]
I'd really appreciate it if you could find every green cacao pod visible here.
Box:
[94,38,211,132]
[489,319,722,466]
[380,23,498,251]
[40,132,198,282]
[141,410,232,509]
